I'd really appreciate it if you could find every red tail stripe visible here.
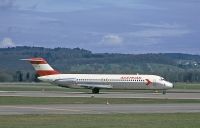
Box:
[30,61,47,64]
[29,58,47,64]
[36,70,60,76]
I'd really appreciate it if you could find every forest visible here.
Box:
[0,46,200,82]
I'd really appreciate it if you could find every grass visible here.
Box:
[174,82,200,89]
[1,96,200,105]
[0,113,200,128]
[0,82,89,92]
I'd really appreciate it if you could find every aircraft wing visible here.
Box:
[53,78,77,85]
[79,84,113,89]
[53,78,112,89]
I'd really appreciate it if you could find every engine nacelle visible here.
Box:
[53,78,77,87]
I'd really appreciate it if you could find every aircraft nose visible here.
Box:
[165,81,174,88]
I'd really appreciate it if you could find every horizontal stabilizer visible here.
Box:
[20,58,44,61]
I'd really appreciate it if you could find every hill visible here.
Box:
[0,46,200,82]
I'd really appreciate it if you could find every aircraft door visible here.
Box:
[153,79,156,87]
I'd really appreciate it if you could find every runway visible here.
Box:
[0,91,200,99]
[0,104,200,115]
[0,91,200,115]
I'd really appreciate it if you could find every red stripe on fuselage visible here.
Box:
[36,70,60,76]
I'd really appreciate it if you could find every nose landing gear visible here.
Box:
[92,88,100,94]
[162,90,166,95]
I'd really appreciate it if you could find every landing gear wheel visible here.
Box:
[92,88,100,94]
[162,90,166,95]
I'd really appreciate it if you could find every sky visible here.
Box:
[0,0,199,54]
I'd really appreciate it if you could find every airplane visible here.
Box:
[22,58,174,94]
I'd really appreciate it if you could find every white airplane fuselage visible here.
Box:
[38,74,173,90]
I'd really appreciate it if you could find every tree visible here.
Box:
[16,71,23,82]
[26,72,30,81]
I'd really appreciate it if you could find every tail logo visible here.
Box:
[145,79,152,86]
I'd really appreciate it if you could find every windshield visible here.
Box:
[160,77,165,80]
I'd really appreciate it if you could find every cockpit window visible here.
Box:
[161,77,165,80]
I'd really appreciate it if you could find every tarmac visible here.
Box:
[0,91,200,99]
[0,91,200,115]
[0,104,200,115]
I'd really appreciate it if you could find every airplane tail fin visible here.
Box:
[21,58,60,76]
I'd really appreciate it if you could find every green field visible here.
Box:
[174,82,200,89]
[0,83,91,93]
[0,113,200,128]
[1,96,200,105]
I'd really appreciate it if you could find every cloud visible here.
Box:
[0,0,17,10]
[0,0,40,11]
[131,29,190,38]
[101,34,123,45]
[131,23,182,29]
[121,23,192,46]
[130,23,190,38]
[119,28,191,47]
[0,37,15,48]
[29,3,39,10]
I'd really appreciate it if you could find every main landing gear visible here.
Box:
[92,88,100,94]
[162,90,166,95]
